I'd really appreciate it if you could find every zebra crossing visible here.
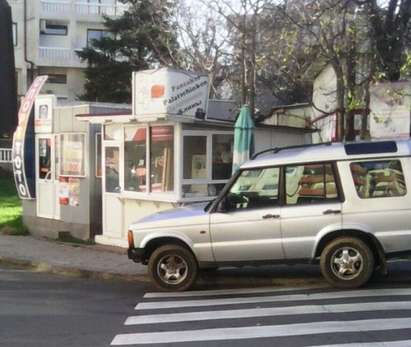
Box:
[111,285,411,346]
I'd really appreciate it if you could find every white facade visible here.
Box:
[9,0,127,100]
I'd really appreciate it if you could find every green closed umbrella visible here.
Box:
[232,105,255,173]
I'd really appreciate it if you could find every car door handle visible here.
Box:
[323,209,341,215]
[262,214,280,219]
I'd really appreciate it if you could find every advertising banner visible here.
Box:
[133,68,209,119]
[12,75,48,199]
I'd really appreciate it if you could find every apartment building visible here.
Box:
[9,0,126,101]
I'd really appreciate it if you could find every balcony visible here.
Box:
[38,47,86,68]
[40,0,128,19]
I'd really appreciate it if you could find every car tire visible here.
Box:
[148,244,198,291]
[320,237,374,289]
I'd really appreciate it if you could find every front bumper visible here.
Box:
[127,247,145,263]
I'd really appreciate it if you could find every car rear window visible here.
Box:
[350,160,406,199]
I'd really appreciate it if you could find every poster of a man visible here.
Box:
[34,95,55,133]
[39,104,49,120]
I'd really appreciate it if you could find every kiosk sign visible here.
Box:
[12,75,48,199]
[133,68,209,118]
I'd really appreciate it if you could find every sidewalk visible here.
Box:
[0,234,148,282]
[2,234,411,290]
[0,234,327,289]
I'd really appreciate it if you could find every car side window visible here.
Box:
[350,160,406,198]
[225,167,280,211]
[286,163,339,205]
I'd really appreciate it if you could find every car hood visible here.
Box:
[133,203,209,230]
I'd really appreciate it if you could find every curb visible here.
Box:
[0,256,150,283]
[0,255,328,290]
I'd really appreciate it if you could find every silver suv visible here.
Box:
[127,140,411,291]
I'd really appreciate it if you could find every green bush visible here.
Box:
[0,175,28,236]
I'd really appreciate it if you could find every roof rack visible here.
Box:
[251,142,333,160]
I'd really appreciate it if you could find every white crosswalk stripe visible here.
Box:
[111,286,411,346]
[308,341,411,347]
[112,318,411,345]
[126,301,411,325]
[135,287,411,310]
[143,285,326,299]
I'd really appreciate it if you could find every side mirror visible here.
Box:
[217,196,230,212]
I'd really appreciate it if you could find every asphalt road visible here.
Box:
[3,262,411,347]
[0,265,148,347]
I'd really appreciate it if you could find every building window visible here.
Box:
[150,126,174,192]
[12,23,17,46]
[87,29,111,47]
[350,160,406,199]
[285,163,339,205]
[124,127,146,192]
[47,74,67,84]
[40,21,68,36]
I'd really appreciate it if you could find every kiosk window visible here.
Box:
[183,136,207,179]
[150,126,174,192]
[124,127,146,192]
[39,138,51,179]
[226,167,280,210]
[60,133,86,177]
[285,163,338,205]
[212,134,233,179]
[105,147,120,193]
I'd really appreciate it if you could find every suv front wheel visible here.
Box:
[148,244,198,291]
[320,237,374,289]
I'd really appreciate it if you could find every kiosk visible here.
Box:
[19,93,130,241]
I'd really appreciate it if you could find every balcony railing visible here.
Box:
[76,2,127,16]
[0,148,12,164]
[41,0,71,15]
[40,0,127,18]
[38,47,86,68]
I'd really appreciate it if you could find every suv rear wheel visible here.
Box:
[148,244,198,291]
[320,237,374,289]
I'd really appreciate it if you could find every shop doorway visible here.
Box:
[102,143,123,238]
[36,135,60,219]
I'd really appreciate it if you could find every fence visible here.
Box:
[0,148,12,163]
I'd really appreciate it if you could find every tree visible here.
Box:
[277,0,376,141]
[77,0,180,103]
[365,0,411,81]
[175,1,231,98]
[202,0,280,117]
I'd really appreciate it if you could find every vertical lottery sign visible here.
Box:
[12,75,48,199]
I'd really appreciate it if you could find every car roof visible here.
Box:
[241,140,411,169]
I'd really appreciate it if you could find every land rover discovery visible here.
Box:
[128,140,411,291]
